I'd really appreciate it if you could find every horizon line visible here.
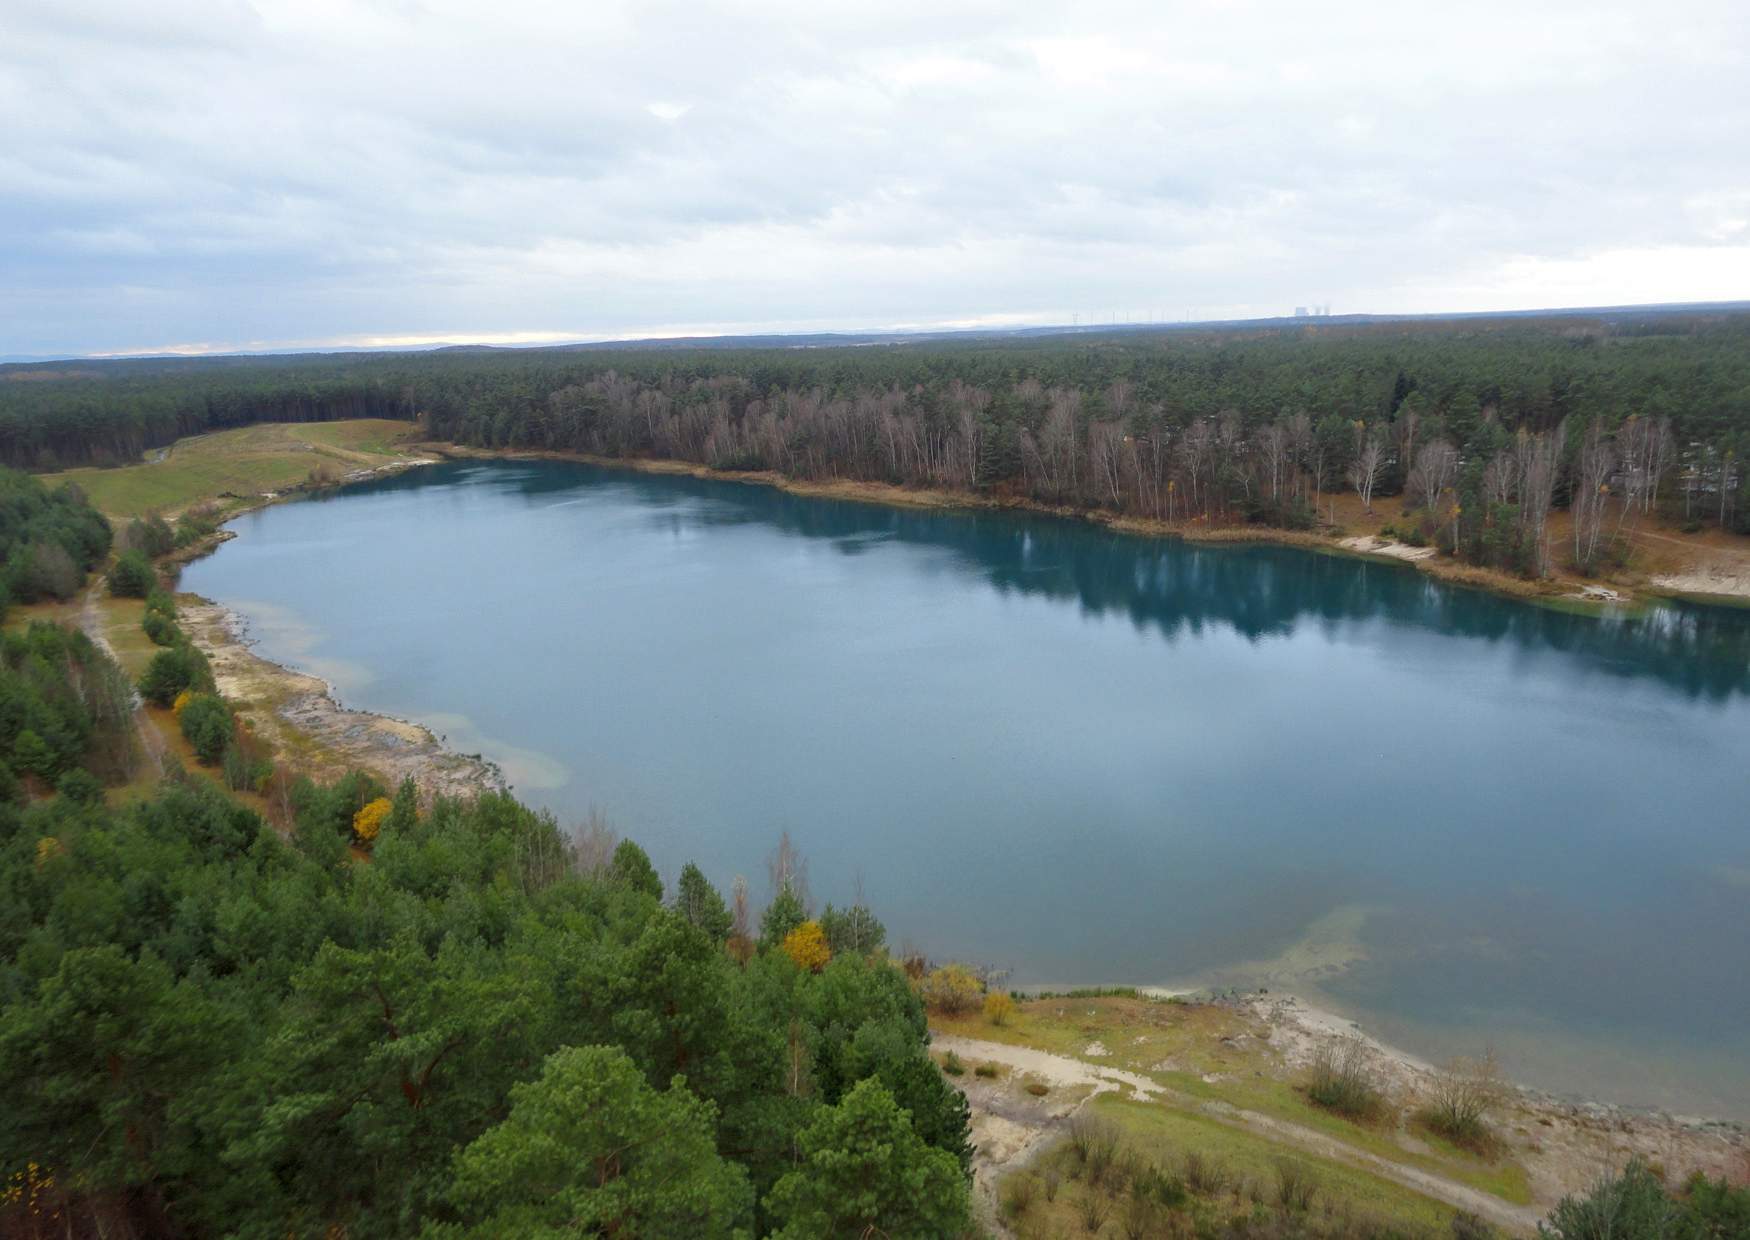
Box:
[7,296,1750,367]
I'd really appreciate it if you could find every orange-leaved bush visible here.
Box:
[352,797,392,844]
[781,920,832,972]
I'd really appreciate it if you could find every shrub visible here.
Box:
[974,1062,999,1079]
[1001,1174,1037,1220]
[1679,1171,1750,1235]
[221,741,271,793]
[106,549,155,598]
[140,644,211,707]
[1132,1163,1187,1209]
[1076,1186,1110,1234]
[1120,1189,1164,1240]
[920,963,982,1016]
[178,693,233,765]
[122,514,176,557]
[352,796,392,844]
[1273,1159,1317,1213]
[1540,1159,1679,1239]
[1026,1081,1049,1097]
[941,1050,964,1076]
[1183,1151,1231,1197]
[174,505,222,547]
[984,990,1017,1027]
[1086,1135,1120,1188]
[142,609,178,646]
[1420,1052,1506,1153]
[1307,1034,1385,1121]
[1526,1161,1750,1240]
[1070,1115,1120,1179]
[1450,1211,1496,1239]
[56,768,103,805]
[781,920,832,972]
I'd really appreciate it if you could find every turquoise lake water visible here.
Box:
[181,460,1750,1117]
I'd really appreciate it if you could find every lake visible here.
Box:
[181,459,1750,1118]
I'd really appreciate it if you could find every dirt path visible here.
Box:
[78,582,168,778]
[935,1032,1542,1235]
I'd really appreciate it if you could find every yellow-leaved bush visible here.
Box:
[781,920,831,973]
[171,689,194,719]
[919,963,982,1016]
[352,797,392,844]
[983,991,1016,1027]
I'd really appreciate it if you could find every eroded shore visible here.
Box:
[936,990,1747,1236]
[177,593,503,802]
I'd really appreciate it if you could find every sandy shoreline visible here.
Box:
[938,988,1747,1235]
[178,593,504,802]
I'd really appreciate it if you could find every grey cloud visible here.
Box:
[1,0,1747,355]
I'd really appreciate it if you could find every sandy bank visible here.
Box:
[1649,567,1750,604]
[937,990,1746,1236]
[1339,534,1438,563]
[178,595,503,801]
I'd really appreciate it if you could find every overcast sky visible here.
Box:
[3,0,1747,358]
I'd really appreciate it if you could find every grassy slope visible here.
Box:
[6,424,419,806]
[42,418,421,518]
[1013,1094,1461,1237]
[939,996,1532,1229]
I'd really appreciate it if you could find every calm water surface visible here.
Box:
[182,461,1750,1116]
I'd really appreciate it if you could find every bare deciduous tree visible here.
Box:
[1407,440,1458,514]
[767,829,811,911]
[1347,429,1385,513]
[1259,420,1291,501]
[1423,1050,1507,1149]
[1516,423,1565,577]
[1177,418,1214,515]
[1307,1034,1384,1119]
[1482,451,1515,510]
[731,875,751,941]
[570,808,619,879]
[1573,420,1616,571]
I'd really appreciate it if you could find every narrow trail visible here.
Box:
[933,1033,1542,1235]
[1630,526,1750,556]
[78,582,168,778]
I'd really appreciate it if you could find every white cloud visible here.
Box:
[2,0,1746,355]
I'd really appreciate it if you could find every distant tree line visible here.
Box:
[7,310,1750,573]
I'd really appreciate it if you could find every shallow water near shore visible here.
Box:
[182,459,1750,1118]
